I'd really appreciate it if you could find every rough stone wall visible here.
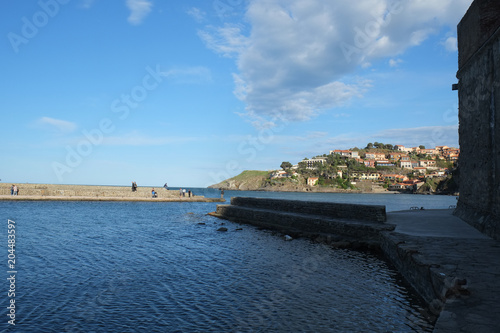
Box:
[230,197,386,223]
[0,183,179,198]
[455,0,500,239]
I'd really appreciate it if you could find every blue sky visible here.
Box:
[1,0,472,187]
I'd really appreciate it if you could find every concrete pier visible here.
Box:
[0,183,224,202]
[212,197,500,333]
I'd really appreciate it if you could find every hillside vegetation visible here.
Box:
[208,170,270,190]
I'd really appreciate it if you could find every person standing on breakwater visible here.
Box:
[10,185,14,195]
[132,182,137,192]
[179,188,182,198]
[163,183,168,190]
[152,188,157,198]
[13,185,18,196]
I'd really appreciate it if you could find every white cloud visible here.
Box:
[200,0,473,127]
[389,58,403,67]
[37,117,77,133]
[198,24,249,58]
[443,36,458,52]
[126,0,153,25]
[187,7,206,23]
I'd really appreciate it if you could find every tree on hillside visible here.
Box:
[280,161,293,170]
[365,142,373,149]
[419,145,426,149]
[385,144,394,150]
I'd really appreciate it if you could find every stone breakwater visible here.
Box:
[211,197,500,332]
[0,184,224,202]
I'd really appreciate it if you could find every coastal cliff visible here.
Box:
[208,170,269,191]
[209,170,458,195]
[209,170,367,193]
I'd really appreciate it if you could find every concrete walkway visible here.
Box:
[385,209,500,333]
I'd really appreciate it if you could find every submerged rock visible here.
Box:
[217,227,228,232]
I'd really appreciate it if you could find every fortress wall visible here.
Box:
[455,0,500,239]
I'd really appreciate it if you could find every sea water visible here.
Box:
[0,191,452,332]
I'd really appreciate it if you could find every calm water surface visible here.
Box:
[0,192,447,332]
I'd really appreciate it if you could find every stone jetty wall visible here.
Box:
[230,197,386,222]
[0,183,175,198]
[0,183,213,201]
[455,0,500,239]
[211,197,391,242]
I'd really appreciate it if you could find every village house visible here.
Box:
[413,167,427,174]
[363,159,376,168]
[394,145,413,152]
[421,148,438,156]
[389,153,407,160]
[337,165,347,178]
[270,170,298,179]
[435,146,449,154]
[303,157,327,169]
[376,160,396,167]
[400,160,412,169]
[330,150,359,158]
[351,172,380,180]
[382,174,409,182]
[307,177,319,186]
[388,183,408,191]
[365,152,387,160]
[418,160,437,168]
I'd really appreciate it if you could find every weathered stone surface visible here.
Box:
[0,183,224,202]
[213,198,393,242]
[230,197,386,223]
[456,0,500,240]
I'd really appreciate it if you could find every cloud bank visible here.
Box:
[200,0,472,126]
